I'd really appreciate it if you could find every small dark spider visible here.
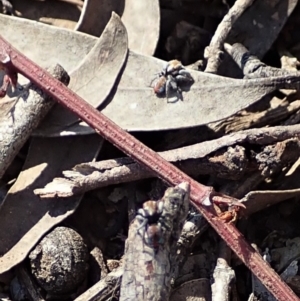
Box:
[136,200,163,229]
[136,200,164,250]
[152,60,194,103]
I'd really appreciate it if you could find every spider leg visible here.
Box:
[176,69,194,83]
[0,74,10,97]
[166,75,182,103]
[136,215,148,233]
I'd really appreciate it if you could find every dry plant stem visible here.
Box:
[211,241,235,301]
[211,186,238,301]
[204,0,255,73]
[0,36,298,301]
[0,64,69,179]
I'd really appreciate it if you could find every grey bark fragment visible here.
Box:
[120,183,190,301]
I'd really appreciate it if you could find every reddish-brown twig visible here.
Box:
[0,35,298,301]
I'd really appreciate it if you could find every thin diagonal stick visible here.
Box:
[0,35,298,301]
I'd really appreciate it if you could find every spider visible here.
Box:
[152,60,194,103]
[136,200,165,251]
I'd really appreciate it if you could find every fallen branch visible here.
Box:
[0,64,69,179]
[35,125,300,198]
[34,145,248,197]
[204,0,255,73]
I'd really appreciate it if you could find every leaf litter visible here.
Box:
[0,13,127,274]
[2,1,300,301]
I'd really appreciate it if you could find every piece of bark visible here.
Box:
[222,138,300,198]
[0,64,69,179]
[210,98,300,134]
[119,183,190,301]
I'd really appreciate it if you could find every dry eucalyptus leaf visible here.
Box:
[76,0,159,55]
[0,14,128,273]
[121,0,160,55]
[35,12,128,135]
[0,135,102,275]
[38,49,300,135]
[0,14,95,73]
[75,0,124,36]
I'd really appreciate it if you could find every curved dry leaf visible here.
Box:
[75,0,159,55]
[121,0,160,55]
[0,135,102,274]
[101,53,289,131]
[75,0,124,37]
[0,14,121,273]
[35,50,300,135]
[36,12,128,133]
[0,14,95,72]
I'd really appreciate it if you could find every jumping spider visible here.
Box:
[152,60,194,103]
[136,200,165,251]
